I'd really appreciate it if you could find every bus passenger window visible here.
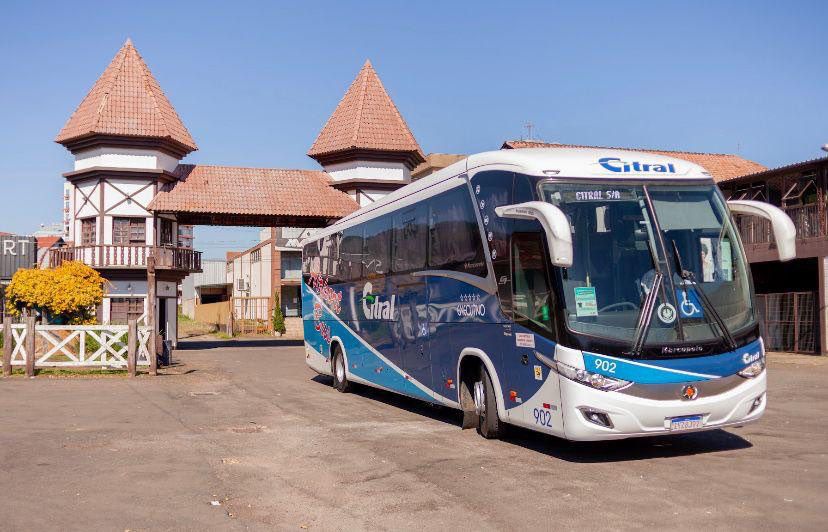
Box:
[302,239,320,277]
[340,225,364,282]
[429,186,486,276]
[363,215,392,277]
[512,232,555,334]
[392,202,428,273]
[319,234,338,281]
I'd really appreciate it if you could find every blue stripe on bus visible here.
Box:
[303,282,438,403]
[582,338,763,384]
[304,274,763,394]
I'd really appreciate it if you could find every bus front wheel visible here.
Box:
[474,369,502,439]
[332,346,351,393]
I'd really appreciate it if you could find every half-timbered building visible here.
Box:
[51,39,360,349]
[52,39,201,344]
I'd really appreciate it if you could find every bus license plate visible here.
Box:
[669,415,704,431]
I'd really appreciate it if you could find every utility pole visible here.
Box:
[524,122,535,141]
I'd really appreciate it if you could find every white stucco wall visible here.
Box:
[229,243,272,299]
[74,147,180,172]
[324,160,410,183]
[166,297,178,347]
[359,189,392,206]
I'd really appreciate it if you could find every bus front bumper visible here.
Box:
[560,371,767,441]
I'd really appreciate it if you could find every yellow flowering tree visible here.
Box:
[5,261,105,324]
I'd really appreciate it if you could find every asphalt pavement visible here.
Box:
[0,339,826,530]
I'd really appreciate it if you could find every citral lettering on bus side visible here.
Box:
[362,282,397,320]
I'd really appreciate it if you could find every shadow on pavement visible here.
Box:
[177,338,304,350]
[500,424,752,462]
[311,375,462,427]
[310,375,753,462]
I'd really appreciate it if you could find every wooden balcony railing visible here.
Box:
[50,245,202,272]
[735,203,825,245]
[785,204,823,239]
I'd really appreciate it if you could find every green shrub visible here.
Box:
[272,291,286,334]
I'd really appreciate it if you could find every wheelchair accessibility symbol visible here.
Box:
[677,288,704,319]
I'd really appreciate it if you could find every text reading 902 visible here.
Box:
[594,359,617,374]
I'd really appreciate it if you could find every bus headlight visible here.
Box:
[738,359,766,378]
[555,361,631,392]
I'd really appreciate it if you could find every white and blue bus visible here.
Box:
[301,148,795,441]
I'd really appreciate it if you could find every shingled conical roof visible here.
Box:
[308,60,424,169]
[56,39,197,156]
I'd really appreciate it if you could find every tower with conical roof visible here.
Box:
[54,38,201,337]
[56,38,197,159]
[308,60,425,206]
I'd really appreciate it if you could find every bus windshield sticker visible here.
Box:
[533,365,543,380]
[516,332,535,348]
[677,287,704,319]
[574,286,598,317]
[657,303,677,324]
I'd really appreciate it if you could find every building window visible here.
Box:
[281,252,302,280]
[158,219,175,246]
[251,249,261,263]
[113,218,146,245]
[177,224,194,249]
[81,218,97,245]
[110,297,144,324]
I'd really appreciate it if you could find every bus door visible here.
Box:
[395,273,432,394]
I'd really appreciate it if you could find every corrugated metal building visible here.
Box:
[1,234,38,320]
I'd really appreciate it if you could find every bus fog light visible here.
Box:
[579,408,613,428]
[556,361,631,392]
[738,360,766,378]
[749,394,764,414]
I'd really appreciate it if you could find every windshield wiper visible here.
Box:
[670,240,737,351]
[628,270,663,357]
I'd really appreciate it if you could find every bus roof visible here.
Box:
[466,147,713,180]
[304,147,714,244]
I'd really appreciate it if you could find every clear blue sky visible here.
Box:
[1,0,826,258]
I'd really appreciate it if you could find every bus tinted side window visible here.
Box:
[392,202,428,273]
[429,186,486,277]
[319,233,339,283]
[302,239,319,279]
[363,215,392,277]
[340,225,364,282]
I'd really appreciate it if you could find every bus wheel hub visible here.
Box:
[473,381,485,415]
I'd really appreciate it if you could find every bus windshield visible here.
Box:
[541,183,755,350]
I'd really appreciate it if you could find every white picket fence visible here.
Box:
[5,324,153,368]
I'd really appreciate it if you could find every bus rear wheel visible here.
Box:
[332,346,351,393]
[474,368,502,439]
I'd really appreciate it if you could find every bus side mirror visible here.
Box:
[727,200,797,262]
[495,201,573,267]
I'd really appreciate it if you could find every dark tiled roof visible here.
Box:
[718,156,828,183]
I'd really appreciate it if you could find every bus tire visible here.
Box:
[475,368,502,439]
[332,345,351,393]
